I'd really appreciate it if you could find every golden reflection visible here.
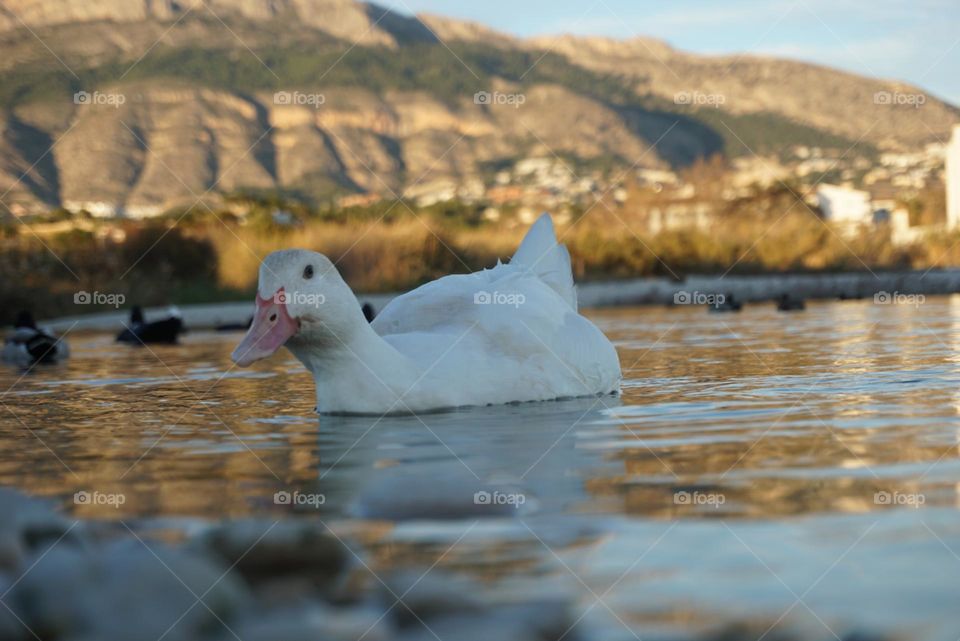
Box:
[583,300,960,519]
[1,300,960,522]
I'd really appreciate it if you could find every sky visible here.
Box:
[377,0,960,105]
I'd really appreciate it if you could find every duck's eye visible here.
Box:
[302,264,314,279]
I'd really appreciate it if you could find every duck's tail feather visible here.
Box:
[511,213,577,309]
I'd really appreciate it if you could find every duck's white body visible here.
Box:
[233,214,621,414]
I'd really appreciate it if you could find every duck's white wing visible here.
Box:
[371,265,517,336]
[456,276,618,397]
[372,212,576,337]
[374,267,620,399]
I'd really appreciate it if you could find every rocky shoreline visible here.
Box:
[0,487,899,641]
[0,487,586,641]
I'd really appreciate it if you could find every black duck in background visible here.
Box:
[2,311,70,367]
[838,292,864,301]
[776,294,806,312]
[116,306,185,344]
[709,292,743,313]
[214,317,252,332]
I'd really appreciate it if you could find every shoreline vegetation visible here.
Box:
[3,180,958,325]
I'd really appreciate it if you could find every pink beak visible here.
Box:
[231,289,299,366]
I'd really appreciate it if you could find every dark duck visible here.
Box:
[116,306,185,344]
[709,292,743,313]
[3,311,70,367]
[776,293,806,312]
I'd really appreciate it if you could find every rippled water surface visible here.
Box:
[4,299,960,640]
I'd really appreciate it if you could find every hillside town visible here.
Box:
[8,124,954,249]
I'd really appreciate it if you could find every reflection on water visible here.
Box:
[3,299,960,639]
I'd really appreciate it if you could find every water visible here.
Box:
[3,299,960,640]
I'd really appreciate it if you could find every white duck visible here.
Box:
[232,213,621,414]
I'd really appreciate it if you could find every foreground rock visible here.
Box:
[191,519,347,594]
[215,603,394,641]
[8,539,249,641]
[0,488,76,571]
[0,487,888,641]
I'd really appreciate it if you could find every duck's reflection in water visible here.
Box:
[309,396,623,520]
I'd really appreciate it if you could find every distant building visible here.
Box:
[816,184,873,231]
[62,200,164,219]
[890,210,925,246]
[403,178,457,207]
[647,202,715,234]
[636,168,679,188]
[486,185,524,205]
[457,178,486,203]
[514,158,552,177]
[63,200,120,218]
[125,204,164,219]
[730,157,789,189]
[337,192,382,209]
[947,125,960,230]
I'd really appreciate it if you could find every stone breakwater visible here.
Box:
[41,270,960,332]
[575,269,960,307]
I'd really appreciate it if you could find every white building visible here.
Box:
[403,178,457,207]
[816,184,873,227]
[947,125,960,230]
[647,202,714,235]
[125,204,164,219]
[891,209,925,246]
[63,200,120,218]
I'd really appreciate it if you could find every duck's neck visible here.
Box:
[286,320,423,414]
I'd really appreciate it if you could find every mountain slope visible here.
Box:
[0,0,400,45]
[531,34,957,152]
[0,0,955,213]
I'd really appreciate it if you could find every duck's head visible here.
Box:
[14,310,36,330]
[231,249,356,367]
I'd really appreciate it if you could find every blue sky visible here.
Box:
[378,0,960,105]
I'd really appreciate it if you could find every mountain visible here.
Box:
[0,0,398,44]
[0,0,956,213]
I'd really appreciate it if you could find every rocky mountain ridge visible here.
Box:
[0,0,955,213]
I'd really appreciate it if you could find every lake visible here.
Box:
[3,298,960,641]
